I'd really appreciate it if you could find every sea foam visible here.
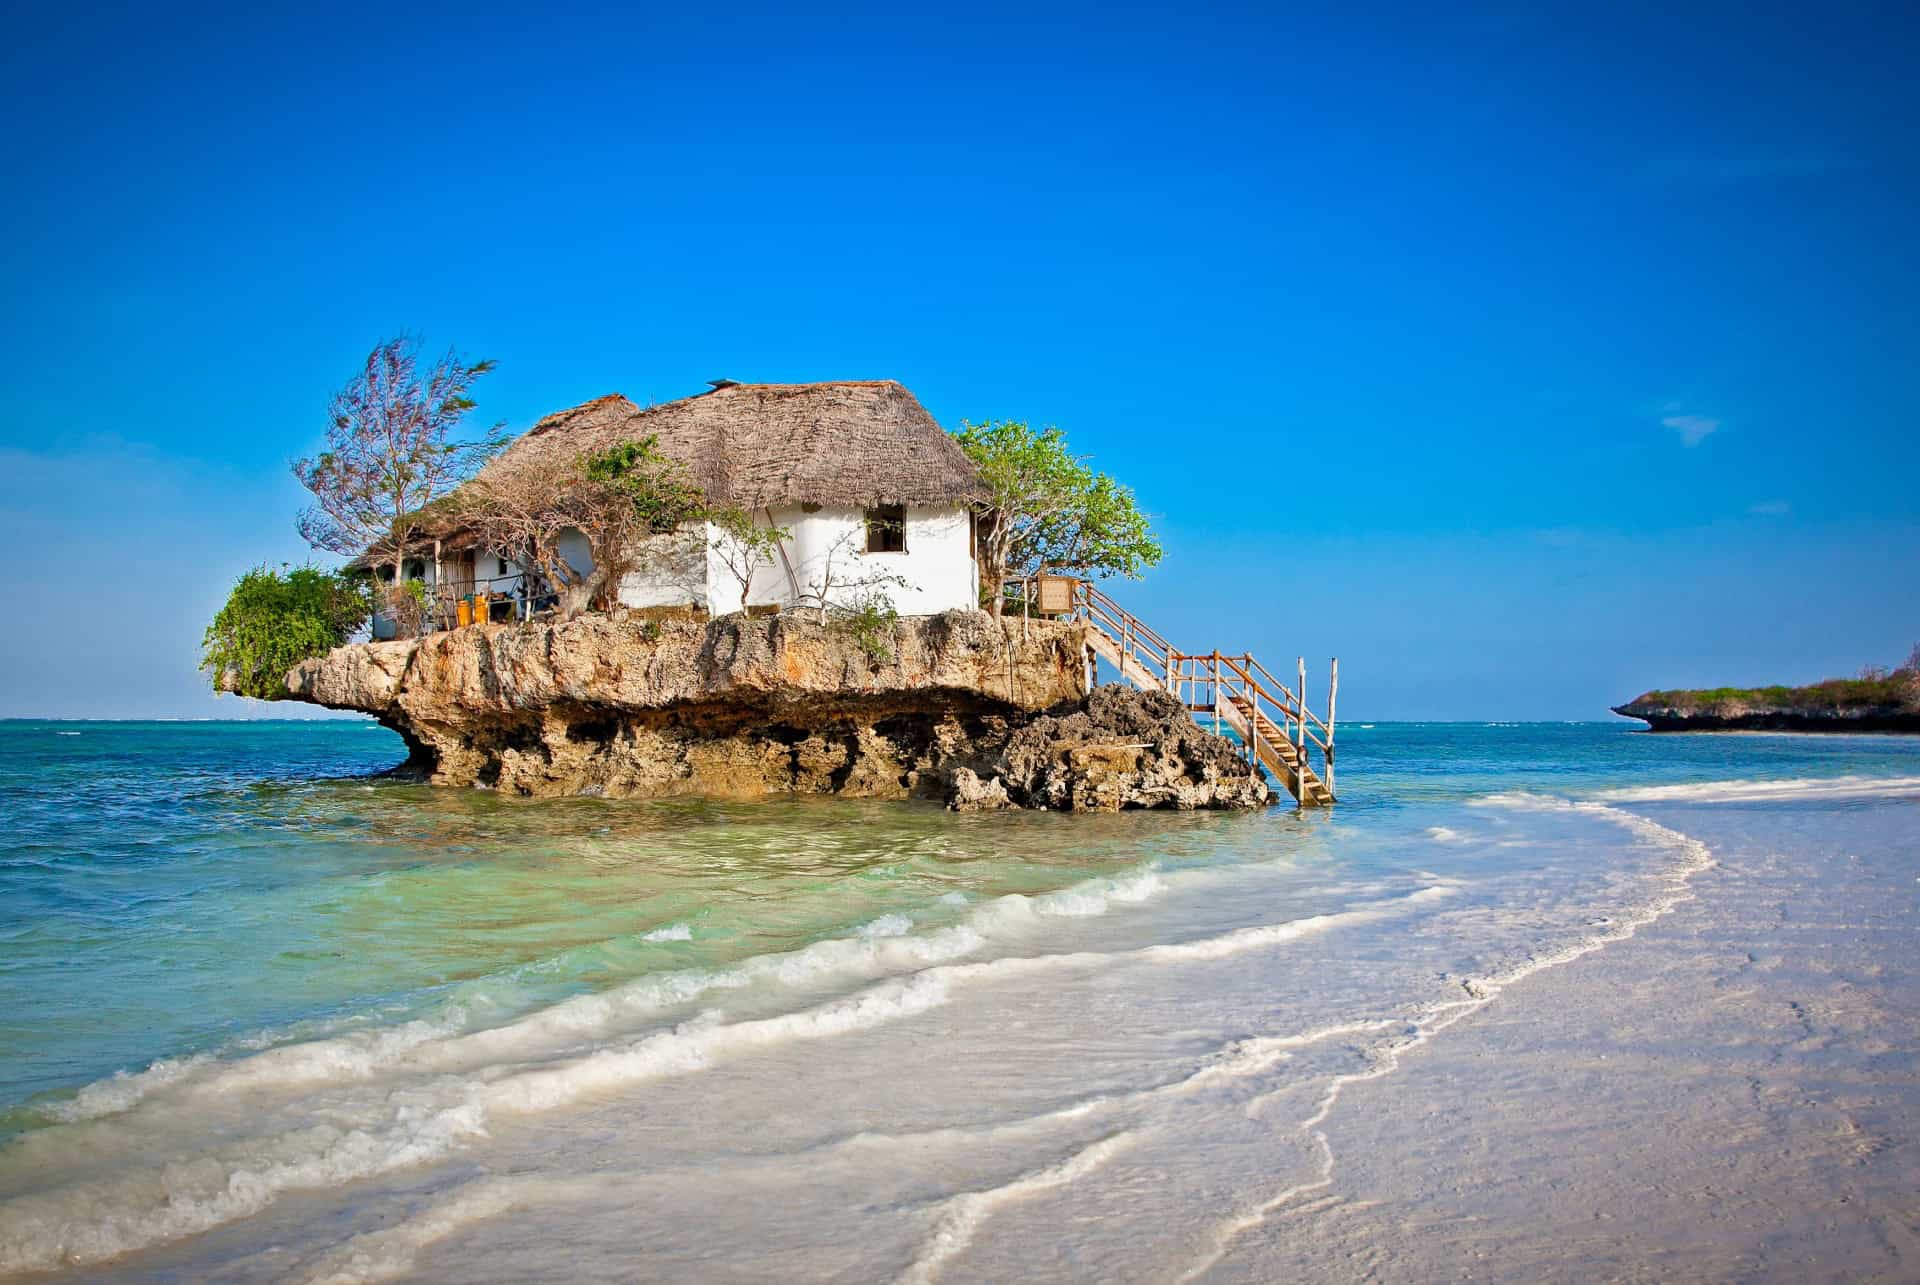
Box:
[0,868,1455,1273]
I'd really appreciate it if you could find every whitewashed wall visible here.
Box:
[704,504,976,617]
[617,529,708,609]
[377,506,978,632]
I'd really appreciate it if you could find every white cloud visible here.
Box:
[1748,499,1791,517]
[1661,413,1721,446]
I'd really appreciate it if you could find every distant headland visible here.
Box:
[1613,651,1920,732]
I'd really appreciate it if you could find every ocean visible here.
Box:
[1,719,1916,1281]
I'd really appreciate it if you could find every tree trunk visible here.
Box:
[984,546,1007,617]
[559,581,593,620]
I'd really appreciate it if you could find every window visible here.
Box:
[497,557,509,577]
[403,559,425,581]
[865,504,906,553]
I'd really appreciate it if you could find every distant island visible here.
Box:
[1613,649,1920,732]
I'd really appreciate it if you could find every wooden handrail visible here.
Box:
[1081,584,1174,653]
[997,573,1337,804]
[1085,604,1171,670]
[1243,654,1334,737]
[1217,654,1330,755]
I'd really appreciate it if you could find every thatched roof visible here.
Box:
[480,380,984,511]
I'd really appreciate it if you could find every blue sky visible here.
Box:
[2,1,1915,719]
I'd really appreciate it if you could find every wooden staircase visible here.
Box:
[1222,695,1336,807]
[1009,575,1339,807]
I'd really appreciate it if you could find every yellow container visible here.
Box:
[456,599,473,628]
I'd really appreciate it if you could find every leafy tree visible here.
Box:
[464,437,705,619]
[292,336,502,593]
[707,506,793,614]
[202,566,373,699]
[951,419,1162,615]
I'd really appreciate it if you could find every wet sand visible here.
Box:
[1222,795,1920,1281]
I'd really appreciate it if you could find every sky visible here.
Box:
[2,1,1915,720]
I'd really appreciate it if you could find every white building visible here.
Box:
[374,380,986,634]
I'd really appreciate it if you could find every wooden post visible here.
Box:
[1211,653,1220,736]
[1297,656,1308,762]
[1326,657,1339,798]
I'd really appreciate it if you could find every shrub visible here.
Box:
[386,578,431,639]
[829,588,900,664]
[203,565,373,699]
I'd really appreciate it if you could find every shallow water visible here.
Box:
[1,718,1916,1280]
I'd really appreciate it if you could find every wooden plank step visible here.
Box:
[1222,695,1333,807]
[1082,610,1335,807]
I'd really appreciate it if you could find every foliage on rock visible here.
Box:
[203,566,373,700]
[1634,643,1920,714]
[385,578,431,639]
[829,588,901,663]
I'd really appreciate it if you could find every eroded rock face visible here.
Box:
[283,610,1267,810]
[976,686,1271,811]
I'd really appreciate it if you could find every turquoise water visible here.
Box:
[4,718,1917,1121]
[2,717,1917,1278]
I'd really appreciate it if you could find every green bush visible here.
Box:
[203,565,373,699]
[830,589,900,664]
[1644,678,1914,712]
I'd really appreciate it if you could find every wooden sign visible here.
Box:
[1035,574,1076,615]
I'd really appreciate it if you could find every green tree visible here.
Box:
[202,566,374,699]
[951,419,1162,615]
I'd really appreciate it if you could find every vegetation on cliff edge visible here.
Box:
[1632,646,1920,712]
[203,566,374,700]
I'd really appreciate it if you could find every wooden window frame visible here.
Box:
[864,504,907,554]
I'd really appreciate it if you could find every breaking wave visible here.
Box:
[1588,775,1920,804]
[0,859,1451,1273]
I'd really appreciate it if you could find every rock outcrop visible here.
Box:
[953,686,1270,811]
[284,610,1270,810]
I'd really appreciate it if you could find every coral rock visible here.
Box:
[284,611,1268,811]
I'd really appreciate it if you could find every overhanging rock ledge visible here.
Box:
[284,610,1269,811]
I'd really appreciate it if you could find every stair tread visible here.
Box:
[1087,615,1335,807]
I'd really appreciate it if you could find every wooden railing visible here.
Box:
[372,573,561,635]
[1002,574,1338,802]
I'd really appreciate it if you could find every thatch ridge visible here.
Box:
[481,379,984,511]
